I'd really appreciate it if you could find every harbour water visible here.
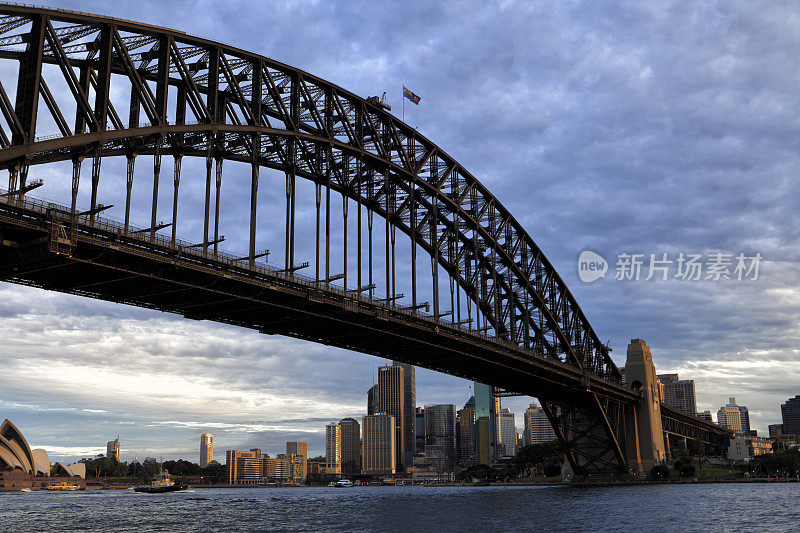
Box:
[1,483,798,531]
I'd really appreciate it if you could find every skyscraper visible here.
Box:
[523,402,557,445]
[424,404,457,467]
[325,423,342,475]
[697,411,713,424]
[392,361,416,466]
[339,418,361,476]
[768,424,784,439]
[781,395,800,435]
[457,397,475,466]
[362,414,396,475]
[415,407,426,454]
[474,382,499,464]
[286,442,307,481]
[497,408,518,457]
[200,433,213,468]
[106,437,120,462]
[378,364,405,468]
[367,384,379,416]
[657,374,697,415]
[718,398,744,434]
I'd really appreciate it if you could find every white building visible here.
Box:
[727,435,772,461]
[497,408,518,457]
[523,403,557,445]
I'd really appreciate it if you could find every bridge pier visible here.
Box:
[624,339,667,475]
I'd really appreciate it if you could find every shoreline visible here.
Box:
[5,477,797,492]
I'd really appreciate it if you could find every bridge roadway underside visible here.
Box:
[0,199,636,408]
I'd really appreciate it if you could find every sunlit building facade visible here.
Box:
[325,423,342,475]
[362,414,396,475]
[200,433,213,468]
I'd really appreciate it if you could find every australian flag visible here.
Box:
[403,85,421,105]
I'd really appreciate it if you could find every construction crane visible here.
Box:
[366,92,391,111]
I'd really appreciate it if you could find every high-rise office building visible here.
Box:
[362,414,396,475]
[768,424,784,439]
[457,397,475,466]
[781,395,800,435]
[697,411,713,423]
[392,361,416,466]
[339,418,361,476]
[737,401,751,434]
[415,407,426,454]
[200,433,213,468]
[325,423,342,475]
[367,384,378,416]
[286,442,307,481]
[378,365,405,468]
[106,437,120,462]
[523,402,556,445]
[657,374,697,415]
[474,382,499,464]
[718,398,744,434]
[424,404,457,467]
[497,408,518,457]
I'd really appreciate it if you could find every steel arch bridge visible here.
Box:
[0,4,726,479]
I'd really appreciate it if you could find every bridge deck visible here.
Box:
[0,192,636,405]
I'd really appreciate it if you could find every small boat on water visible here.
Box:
[42,482,83,491]
[134,459,186,494]
[334,479,353,488]
[19,488,31,492]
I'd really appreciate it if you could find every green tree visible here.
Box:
[678,464,696,478]
[457,464,498,482]
[649,465,670,481]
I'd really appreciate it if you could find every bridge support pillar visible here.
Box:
[623,339,666,475]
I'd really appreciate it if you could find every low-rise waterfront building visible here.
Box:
[727,435,772,461]
[226,449,262,484]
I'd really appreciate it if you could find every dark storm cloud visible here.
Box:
[1,0,798,459]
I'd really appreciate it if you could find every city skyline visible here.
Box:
[1,0,799,461]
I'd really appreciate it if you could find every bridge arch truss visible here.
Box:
[0,4,642,478]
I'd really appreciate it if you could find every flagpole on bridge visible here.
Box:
[402,85,405,122]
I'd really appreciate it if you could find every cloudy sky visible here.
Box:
[1,0,799,462]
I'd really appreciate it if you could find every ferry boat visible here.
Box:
[43,481,83,491]
[134,461,186,494]
[334,479,353,488]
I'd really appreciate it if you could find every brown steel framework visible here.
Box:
[0,4,727,478]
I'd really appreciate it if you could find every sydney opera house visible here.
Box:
[0,419,85,491]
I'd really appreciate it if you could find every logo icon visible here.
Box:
[578,251,607,283]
